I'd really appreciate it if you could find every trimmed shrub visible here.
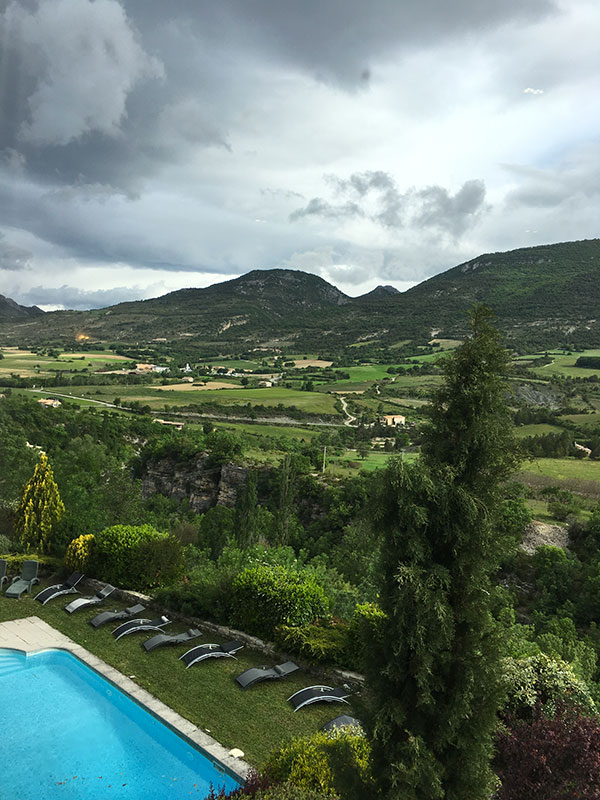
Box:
[264,728,373,800]
[91,524,183,590]
[65,534,95,573]
[275,622,349,665]
[230,565,328,639]
[0,533,15,555]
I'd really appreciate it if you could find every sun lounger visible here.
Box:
[89,603,147,629]
[112,616,171,640]
[143,628,203,653]
[34,572,84,605]
[64,584,115,614]
[236,660,299,690]
[180,641,244,669]
[0,559,7,588]
[288,685,351,712]
[4,560,39,599]
[322,715,363,733]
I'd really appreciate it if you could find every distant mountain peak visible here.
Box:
[0,294,44,321]
[356,284,400,301]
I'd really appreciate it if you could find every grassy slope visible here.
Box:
[0,589,354,766]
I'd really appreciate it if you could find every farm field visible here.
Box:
[558,412,600,426]
[514,423,566,438]
[27,383,341,415]
[530,349,600,379]
[0,348,132,377]
[326,449,418,476]
[516,457,600,497]
[190,420,321,440]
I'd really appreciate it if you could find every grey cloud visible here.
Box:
[3,0,163,148]
[18,284,151,310]
[505,148,600,210]
[415,180,488,236]
[0,235,32,271]
[289,198,365,222]
[291,173,488,237]
[165,0,556,89]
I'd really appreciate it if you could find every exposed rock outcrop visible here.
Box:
[141,455,249,513]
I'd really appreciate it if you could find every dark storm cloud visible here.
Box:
[291,173,488,237]
[0,0,232,193]
[125,0,556,89]
[0,235,32,270]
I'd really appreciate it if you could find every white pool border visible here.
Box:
[0,616,250,782]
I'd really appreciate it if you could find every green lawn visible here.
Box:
[0,588,356,766]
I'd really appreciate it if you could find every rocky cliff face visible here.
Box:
[141,455,249,513]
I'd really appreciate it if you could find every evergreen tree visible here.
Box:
[273,454,298,546]
[365,308,519,800]
[234,469,260,549]
[15,452,65,553]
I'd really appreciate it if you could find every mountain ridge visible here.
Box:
[2,238,600,351]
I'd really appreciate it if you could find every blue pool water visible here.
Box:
[0,648,239,799]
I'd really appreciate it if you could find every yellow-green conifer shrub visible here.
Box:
[65,534,95,573]
[15,453,65,553]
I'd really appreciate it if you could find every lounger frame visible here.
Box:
[89,603,146,629]
[113,616,170,640]
[143,628,202,653]
[34,572,84,605]
[180,641,244,669]
[64,584,115,614]
[288,684,350,712]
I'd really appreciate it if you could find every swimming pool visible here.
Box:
[0,647,240,799]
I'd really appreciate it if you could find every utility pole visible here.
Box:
[322,445,327,473]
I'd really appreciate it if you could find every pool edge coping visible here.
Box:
[0,616,251,783]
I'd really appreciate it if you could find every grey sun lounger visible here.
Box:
[0,559,7,588]
[236,660,299,690]
[288,685,351,712]
[322,715,363,733]
[64,584,115,614]
[4,560,39,599]
[143,628,202,653]
[89,603,146,629]
[180,641,244,669]
[34,572,84,605]
[112,615,171,640]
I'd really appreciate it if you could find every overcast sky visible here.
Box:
[1,0,599,310]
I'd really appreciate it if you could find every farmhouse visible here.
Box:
[37,398,61,408]
[381,414,406,427]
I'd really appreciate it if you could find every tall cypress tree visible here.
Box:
[15,452,65,554]
[365,308,519,799]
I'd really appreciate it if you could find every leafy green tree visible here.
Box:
[15,452,65,553]
[365,307,520,800]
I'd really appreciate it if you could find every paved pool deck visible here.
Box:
[0,616,250,782]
